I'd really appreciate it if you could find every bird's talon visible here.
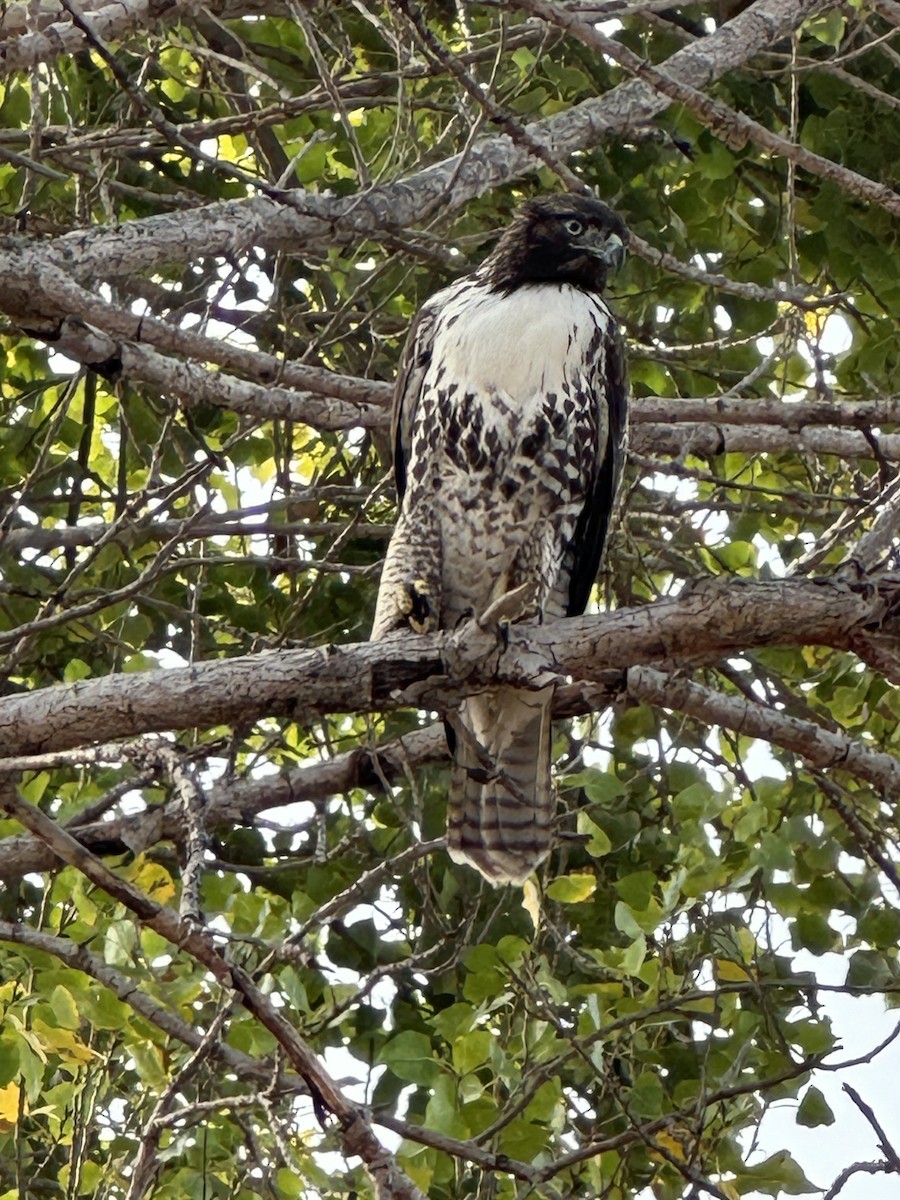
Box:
[454,607,474,630]
[401,578,433,633]
[478,583,531,627]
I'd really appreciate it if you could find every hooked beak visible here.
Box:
[596,232,626,274]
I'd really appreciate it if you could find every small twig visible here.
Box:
[0,782,427,1200]
[844,1085,900,1172]
[390,0,588,193]
[814,773,900,895]
[125,1005,233,1200]
[823,1160,898,1200]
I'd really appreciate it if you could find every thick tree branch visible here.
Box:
[627,666,900,797]
[2,574,899,759]
[11,304,900,461]
[632,395,900,429]
[630,422,900,462]
[0,724,447,879]
[0,0,824,298]
[22,297,900,439]
[521,0,900,217]
[0,0,295,75]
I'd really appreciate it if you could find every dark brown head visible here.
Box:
[482,193,629,294]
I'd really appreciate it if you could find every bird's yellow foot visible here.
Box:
[400,578,434,633]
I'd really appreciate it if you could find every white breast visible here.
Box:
[427,281,611,404]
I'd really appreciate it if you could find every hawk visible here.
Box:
[371,193,628,885]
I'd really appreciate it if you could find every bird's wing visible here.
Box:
[391,294,444,501]
[566,326,628,617]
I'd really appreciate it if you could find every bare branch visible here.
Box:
[627,665,900,798]
[2,574,900,758]
[0,781,427,1200]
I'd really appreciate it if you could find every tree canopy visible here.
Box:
[1,1,900,1197]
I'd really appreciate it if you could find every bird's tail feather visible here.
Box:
[447,685,554,885]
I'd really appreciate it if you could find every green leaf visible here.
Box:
[733,1151,817,1195]
[274,1168,303,1197]
[524,1077,562,1125]
[48,986,80,1031]
[856,906,900,949]
[546,873,596,903]
[430,1003,475,1043]
[629,1070,664,1118]
[380,1031,439,1086]
[614,901,643,940]
[566,769,627,805]
[846,950,898,990]
[620,935,647,977]
[792,911,839,956]
[452,1029,492,1076]
[806,11,845,47]
[614,871,657,910]
[672,782,721,823]
[796,1085,835,1128]
[716,539,757,573]
[425,1074,469,1138]
[577,813,613,857]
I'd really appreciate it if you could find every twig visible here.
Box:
[520,0,900,217]
[125,1005,233,1200]
[0,781,427,1200]
[814,773,900,894]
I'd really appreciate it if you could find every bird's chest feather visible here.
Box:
[427,282,607,401]
[410,282,610,498]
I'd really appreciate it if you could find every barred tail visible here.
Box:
[447,685,554,885]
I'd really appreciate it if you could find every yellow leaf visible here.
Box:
[127,858,176,904]
[31,1020,95,1066]
[716,958,752,982]
[5,1015,48,1064]
[0,1082,20,1125]
[650,1126,693,1163]
[546,873,596,903]
[521,879,541,931]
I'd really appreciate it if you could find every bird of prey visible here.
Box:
[371,193,628,885]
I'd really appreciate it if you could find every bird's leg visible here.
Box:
[370,508,442,639]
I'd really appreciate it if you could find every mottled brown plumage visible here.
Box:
[372,194,628,884]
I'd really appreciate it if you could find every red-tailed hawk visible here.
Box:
[372,194,628,884]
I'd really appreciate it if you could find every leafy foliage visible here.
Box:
[1,2,900,1198]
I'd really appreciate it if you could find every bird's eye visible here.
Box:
[564,218,583,235]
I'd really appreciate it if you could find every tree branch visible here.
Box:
[0,780,427,1200]
[0,0,298,76]
[1,574,899,758]
[521,0,900,217]
[0,0,825,294]
[627,665,900,796]
[0,724,447,879]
